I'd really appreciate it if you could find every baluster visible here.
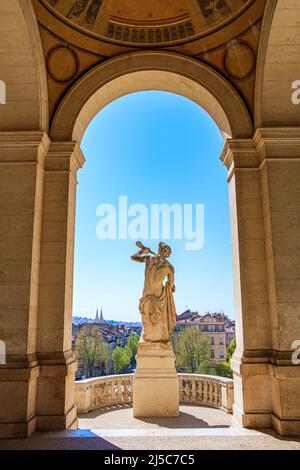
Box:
[209,381,213,404]
[198,380,204,404]
[128,378,132,404]
[215,383,220,407]
[112,380,117,404]
[99,383,104,407]
[109,380,114,405]
[123,380,129,404]
[191,379,196,403]
[95,384,100,408]
[217,383,222,407]
[116,379,122,404]
[179,377,183,403]
[186,381,191,402]
[203,380,208,403]
[103,382,110,406]
[212,382,216,406]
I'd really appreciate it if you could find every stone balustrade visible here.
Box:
[75,373,234,414]
[179,374,233,413]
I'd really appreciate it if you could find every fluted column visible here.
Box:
[36,142,85,431]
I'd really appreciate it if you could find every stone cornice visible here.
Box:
[220,139,258,171]
[233,348,299,366]
[45,141,85,173]
[254,128,300,160]
[0,131,50,164]
[221,128,300,178]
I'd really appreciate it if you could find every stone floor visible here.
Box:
[0,405,300,450]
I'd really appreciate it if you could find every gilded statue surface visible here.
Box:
[131,241,177,343]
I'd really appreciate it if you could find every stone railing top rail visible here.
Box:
[75,373,233,385]
[179,373,234,384]
[75,373,134,386]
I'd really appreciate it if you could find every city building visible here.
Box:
[175,310,235,363]
[72,310,142,378]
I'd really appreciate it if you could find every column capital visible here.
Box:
[254,128,300,159]
[45,141,85,173]
[0,131,50,164]
[221,128,300,174]
[220,139,258,172]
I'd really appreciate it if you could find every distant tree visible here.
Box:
[126,331,139,357]
[75,324,109,378]
[215,338,236,379]
[226,338,236,365]
[112,346,132,374]
[174,326,213,373]
[215,362,233,379]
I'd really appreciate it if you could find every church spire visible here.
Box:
[100,308,104,322]
[95,307,99,323]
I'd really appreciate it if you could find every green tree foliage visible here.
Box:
[215,362,233,378]
[112,346,132,374]
[227,338,236,364]
[126,331,139,358]
[215,338,236,379]
[174,326,213,373]
[75,324,109,378]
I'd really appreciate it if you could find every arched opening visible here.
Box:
[72,88,237,429]
[50,52,253,142]
[72,90,235,389]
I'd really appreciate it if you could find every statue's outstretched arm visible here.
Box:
[131,250,150,263]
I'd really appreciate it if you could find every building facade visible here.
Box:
[175,311,235,364]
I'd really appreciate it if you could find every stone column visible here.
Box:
[221,129,300,435]
[36,142,85,431]
[0,131,50,438]
[255,129,300,435]
[221,138,273,429]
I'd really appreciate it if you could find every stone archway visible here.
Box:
[50,51,253,142]
[39,52,274,435]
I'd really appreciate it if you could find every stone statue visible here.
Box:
[131,241,177,343]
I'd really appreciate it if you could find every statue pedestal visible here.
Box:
[133,342,179,418]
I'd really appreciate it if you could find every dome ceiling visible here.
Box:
[43,0,252,46]
[33,0,267,123]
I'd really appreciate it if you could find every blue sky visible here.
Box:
[73,91,234,322]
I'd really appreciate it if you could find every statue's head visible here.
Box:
[158,241,172,258]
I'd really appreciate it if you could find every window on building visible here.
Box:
[219,348,224,359]
[208,325,215,332]
[200,325,205,332]
[211,337,214,345]
[219,336,223,345]
[211,350,214,358]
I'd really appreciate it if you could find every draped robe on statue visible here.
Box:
[139,282,176,342]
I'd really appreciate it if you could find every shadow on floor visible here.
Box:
[0,430,121,450]
[79,404,231,429]
[79,403,132,419]
[138,412,230,429]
